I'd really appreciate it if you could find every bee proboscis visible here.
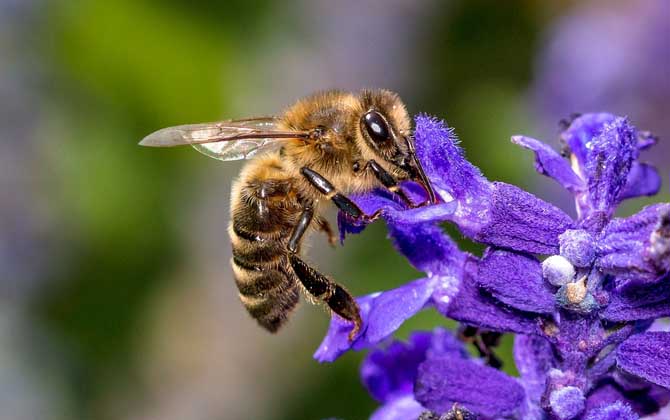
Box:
[140,89,436,340]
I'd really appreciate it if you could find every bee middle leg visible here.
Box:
[315,216,336,247]
[286,205,362,340]
[300,167,381,222]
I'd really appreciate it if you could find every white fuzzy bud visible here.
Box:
[542,255,576,286]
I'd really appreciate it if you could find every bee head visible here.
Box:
[358,89,436,204]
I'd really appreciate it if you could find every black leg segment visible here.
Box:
[366,159,416,207]
[301,167,335,195]
[300,166,380,222]
[289,254,362,340]
[331,193,363,218]
[287,206,314,253]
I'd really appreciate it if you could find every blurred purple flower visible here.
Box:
[315,114,669,419]
[534,0,670,178]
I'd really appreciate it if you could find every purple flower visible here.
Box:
[315,114,669,419]
[534,0,670,180]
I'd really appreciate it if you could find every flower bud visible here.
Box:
[542,255,576,286]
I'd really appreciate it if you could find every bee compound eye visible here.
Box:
[363,110,390,145]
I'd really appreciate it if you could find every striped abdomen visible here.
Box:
[228,166,303,332]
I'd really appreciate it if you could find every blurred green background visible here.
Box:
[1,1,667,419]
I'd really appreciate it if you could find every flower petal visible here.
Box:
[439,258,539,334]
[313,277,436,362]
[369,395,425,420]
[512,134,584,192]
[586,380,670,417]
[514,334,555,407]
[584,401,639,420]
[597,203,670,285]
[474,182,575,254]
[365,278,437,344]
[619,162,662,201]
[601,275,670,322]
[415,356,525,418]
[561,113,618,169]
[414,114,491,213]
[361,332,433,403]
[361,328,467,403]
[476,249,555,313]
[617,332,670,389]
[562,114,638,219]
[386,218,465,276]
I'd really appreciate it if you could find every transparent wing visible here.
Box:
[139,117,309,161]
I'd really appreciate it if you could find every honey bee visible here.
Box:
[140,89,436,340]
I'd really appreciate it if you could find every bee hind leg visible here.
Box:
[286,205,361,341]
[289,254,362,341]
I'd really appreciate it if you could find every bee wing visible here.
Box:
[139,117,309,161]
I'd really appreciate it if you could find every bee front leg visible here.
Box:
[361,159,418,208]
[286,205,361,340]
[300,167,381,222]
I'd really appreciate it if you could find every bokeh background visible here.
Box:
[1,1,668,419]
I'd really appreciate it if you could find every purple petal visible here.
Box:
[423,327,469,360]
[549,386,586,420]
[439,258,539,334]
[474,182,575,255]
[365,278,436,344]
[617,332,670,389]
[386,218,465,276]
[619,162,662,200]
[415,356,525,418]
[584,401,639,420]
[369,395,425,420]
[561,113,618,168]
[588,349,618,382]
[361,328,467,403]
[601,275,670,322]
[314,277,436,363]
[597,203,670,285]
[562,114,638,219]
[361,332,433,402]
[313,294,375,363]
[586,381,670,417]
[514,334,555,406]
[414,114,491,213]
[512,134,584,192]
[476,249,555,313]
